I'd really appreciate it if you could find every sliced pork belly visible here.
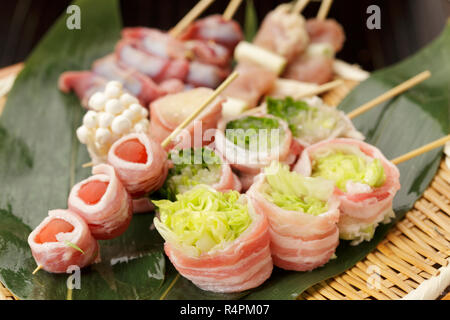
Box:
[122,27,189,59]
[107,133,169,197]
[253,4,309,62]
[178,14,244,50]
[28,209,99,273]
[149,88,223,149]
[154,187,272,293]
[58,71,107,108]
[92,54,164,106]
[294,138,401,245]
[247,163,340,271]
[186,61,230,88]
[68,164,133,240]
[222,62,277,108]
[132,198,155,214]
[283,54,334,85]
[185,40,231,67]
[306,18,346,53]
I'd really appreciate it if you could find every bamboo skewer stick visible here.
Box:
[161,71,239,148]
[347,70,431,119]
[223,0,243,20]
[391,135,450,165]
[169,0,215,37]
[292,0,311,15]
[296,79,343,99]
[32,265,43,275]
[317,0,334,21]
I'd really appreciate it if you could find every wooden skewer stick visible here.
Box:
[295,79,343,99]
[169,0,215,38]
[292,0,311,15]
[161,71,239,148]
[391,135,450,165]
[223,0,243,21]
[317,0,334,21]
[347,70,431,119]
[32,265,43,275]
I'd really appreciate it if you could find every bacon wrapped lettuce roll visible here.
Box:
[294,138,401,245]
[153,186,272,293]
[28,209,99,273]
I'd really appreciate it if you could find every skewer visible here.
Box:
[169,0,215,38]
[347,70,431,119]
[161,71,239,148]
[295,79,343,99]
[32,264,43,275]
[223,0,244,21]
[391,135,450,165]
[317,0,334,21]
[292,0,311,15]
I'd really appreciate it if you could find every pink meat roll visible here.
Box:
[283,54,334,85]
[186,61,230,89]
[68,164,133,240]
[253,4,309,62]
[107,133,169,197]
[58,71,107,108]
[306,18,346,53]
[222,62,277,108]
[28,209,100,273]
[155,192,272,293]
[122,27,189,59]
[115,38,189,83]
[294,138,401,244]
[92,54,164,106]
[178,14,244,51]
[185,40,231,67]
[149,88,223,150]
[247,171,340,271]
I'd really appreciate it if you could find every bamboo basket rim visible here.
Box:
[0,66,449,300]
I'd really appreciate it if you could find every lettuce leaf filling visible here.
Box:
[312,152,386,192]
[262,162,332,215]
[153,186,252,255]
[225,116,283,150]
[160,148,222,199]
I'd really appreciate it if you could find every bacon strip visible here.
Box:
[28,209,100,273]
[161,195,272,293]
[68,164,133,240]
[247,174,340,271]
[58,71,107,108]
[107,133,169,197]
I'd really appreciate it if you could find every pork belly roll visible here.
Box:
[154,186,272,293]
[28,209,99,273]
[107,133,169,197]
[58,71,107,108]
[264,96,364,148]
[149,88,223,149]
[160,147,241,199]
[214,113,293,176]
[68,164,133,240]
[247,162,340,271]
[306,18,346,53]
[294,138,401,245]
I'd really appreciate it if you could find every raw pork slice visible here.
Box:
[28,209,99,273]
[306,18,346,53]
[58,71,107,108]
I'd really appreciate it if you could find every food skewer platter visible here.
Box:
[0,0,449,300]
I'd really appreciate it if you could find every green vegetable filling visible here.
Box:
[154,186,252,255]
[312,152,386,192]
[225,116,282,150]
[262,162,330,215]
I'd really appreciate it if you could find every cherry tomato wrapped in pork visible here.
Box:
[294,138,400,245]
[153,186,272,293]
[247,162,340,271]
[28,209,100,273]
[68,164,133,240]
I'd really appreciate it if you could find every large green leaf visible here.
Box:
[0,0,448,300]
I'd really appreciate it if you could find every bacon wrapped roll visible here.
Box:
[294,138,401,245]
[28,209,99,273]
[154,186,272,293]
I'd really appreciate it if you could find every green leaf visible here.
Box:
[0,0,448,300]
[244,0,258,42]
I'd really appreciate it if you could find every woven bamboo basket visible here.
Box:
[0,68,449,300]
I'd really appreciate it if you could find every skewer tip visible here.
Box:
[32,265,43,275]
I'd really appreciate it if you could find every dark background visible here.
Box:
[1,0,449,71]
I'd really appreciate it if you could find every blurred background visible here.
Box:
[0,0,449,71]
